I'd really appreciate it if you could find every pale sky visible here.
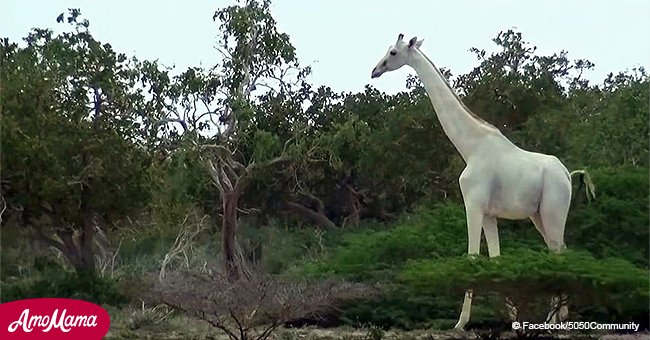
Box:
[2,0,649,95]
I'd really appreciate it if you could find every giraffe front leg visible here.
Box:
[483,216,521,322]
[465,205,484,256]
[454,289,474,330]
[453,205,484,331]
[482,216,500,258]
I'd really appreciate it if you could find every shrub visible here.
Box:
[565,166,649,267]
[297,203,468,281]
[400,248,649,325]
[149,271,376,340]
[1,257,127,306]
[287,166,650,329]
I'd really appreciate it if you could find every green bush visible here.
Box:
[400,249,648,321]
[293,166,649,329]
[1,257,127,306]
[565,166,649,267]
[297,203,468,280]
[117,231,178,275]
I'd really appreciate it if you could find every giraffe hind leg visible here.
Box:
[539,179,572,323]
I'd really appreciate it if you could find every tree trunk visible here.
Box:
[343,185,361,228]
[36,212,97,277]
[222,192,241,282]
[203,149,288,283]
[78,211,97,273]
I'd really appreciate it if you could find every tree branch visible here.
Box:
[286,201,337,229]
[206,159,226,195]
[0,193,6,226]
[218,165,234,192]
[299,190,325,214]
[230,308,246,340]
[155,117,188,132]
[34,227,68,256]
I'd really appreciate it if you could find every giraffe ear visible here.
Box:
[408,37,423,49]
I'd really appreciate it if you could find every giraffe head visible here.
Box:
[371,33,423,78]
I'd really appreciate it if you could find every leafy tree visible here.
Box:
[570,68,649,167]
[1,10,161,277]
[565,166,649,267]
[261,84,457,229]
[455,29,593,136]
[156,0,310,282]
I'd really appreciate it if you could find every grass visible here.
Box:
[105,304,220,339]
[105,312,645,340]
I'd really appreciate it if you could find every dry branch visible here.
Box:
[159,212,209,281]
[151,271,376,340]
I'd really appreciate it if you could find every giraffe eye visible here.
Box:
[389,50,397,56]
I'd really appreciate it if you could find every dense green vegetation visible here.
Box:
[292,168,649,330]
[1,0,648,338]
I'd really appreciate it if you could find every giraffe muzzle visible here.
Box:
[371,67,384,78]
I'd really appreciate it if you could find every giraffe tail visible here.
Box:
[570,170,596,202]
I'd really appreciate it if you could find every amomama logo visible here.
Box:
[0,298,110,339]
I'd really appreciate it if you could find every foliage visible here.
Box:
[565,166,649,267]
[148,149,215,228]
[0,257,127,305]
[1,9,162,274]
[298,203,467,280]
[294,180,649,328]
[455,29,593,134]
[401,249,648,316]
[569,68,649,168]
[152,0,314,281]
[123,303,175,331]
[2,9,159,219]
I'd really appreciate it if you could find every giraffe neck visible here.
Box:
[408,49,500,161]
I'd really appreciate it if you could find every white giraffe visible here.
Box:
[370,34,595,330]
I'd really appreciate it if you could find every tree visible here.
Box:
[454,29,592,136]
[157,0,310,282]
[1,10,161,278]
[569,67,649,167]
